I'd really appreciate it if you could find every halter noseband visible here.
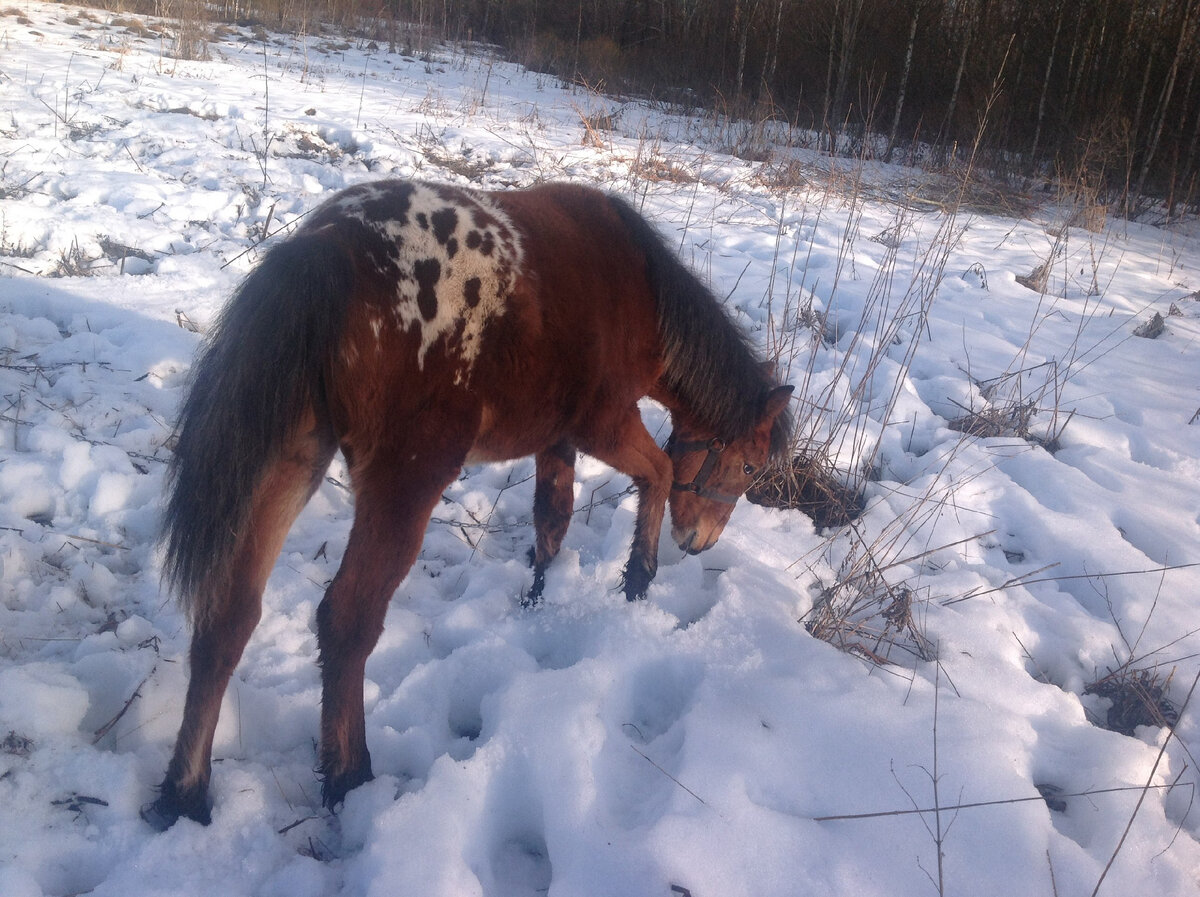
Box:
[666,435,741,505]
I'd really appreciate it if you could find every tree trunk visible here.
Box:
[829,0,863,132]
[885,0,922,162]
[735,0,750,103]
[1031,1,1065,164]
[1130,0,1164,142]
[764,0,786,91]
[1135,0,1200,198]
[941,0,975,151]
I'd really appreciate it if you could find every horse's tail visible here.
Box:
[161,232,354,622]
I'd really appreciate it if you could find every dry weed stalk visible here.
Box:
[805,563,934,664]
[949,360,1075,448]
[746,452,863,528]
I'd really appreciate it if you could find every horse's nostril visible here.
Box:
[677,530,697,553]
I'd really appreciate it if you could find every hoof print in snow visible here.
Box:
[1035,783,1067,813]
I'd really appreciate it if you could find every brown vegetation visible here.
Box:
[70,0,1200,212]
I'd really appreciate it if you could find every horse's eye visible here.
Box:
[743,463,756,476]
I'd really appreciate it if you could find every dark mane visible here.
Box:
[608,195,792,458]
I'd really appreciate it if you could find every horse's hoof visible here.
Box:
[140,799,178,831]
[521,571,546,608]
[621,563,653,601]
[141,791,211,830]
[320,764,374,812]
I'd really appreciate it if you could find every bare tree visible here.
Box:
[1135,0,1200,200]
[885,0,928,162]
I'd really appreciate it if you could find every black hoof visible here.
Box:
[621,561,654,602]
[141,782,212,830]
[522,568,547,608]
[320,764,374,812]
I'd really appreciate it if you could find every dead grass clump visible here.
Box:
[578,106,619,147]
[111,16,152,37]
[1,236,37,259]
[1133,312,1165,339]
[753,157,807,192]
[278,126,353,162]
[49,240,95,277]
[630,155,697,185]
[949,361,1074,449]
[421,144,494,181]
[3,731,33,757]
[746,453,864,528]
[1015,259,1051,294]
[805,573,935,665]
[1085,665,1179,736]
[947,400,1035,439]
[98,236,154,272]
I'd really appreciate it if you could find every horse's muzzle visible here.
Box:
[673,527,708,555]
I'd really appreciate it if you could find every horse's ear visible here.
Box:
[763,385,794,422]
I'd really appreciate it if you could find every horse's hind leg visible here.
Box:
[144,422,335,829]
[316,441,465,809]
[524,440,576,606]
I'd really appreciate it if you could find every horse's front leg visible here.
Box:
[524,440,576,606]
[621,471,670,601]
[579,410,672,601]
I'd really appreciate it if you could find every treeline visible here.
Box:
[163,0,1200,211]
[451,0,1200,212]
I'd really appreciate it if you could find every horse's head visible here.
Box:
[667,385,793,554]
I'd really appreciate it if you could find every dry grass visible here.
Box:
[629,155,698,186]
[420,143,494,182]
[1133,311,1165,339]
[805,571,935,665]
[746,453,863,528]
[1085,664,1180,735]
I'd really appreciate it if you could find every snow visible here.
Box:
[2,4,1199,895]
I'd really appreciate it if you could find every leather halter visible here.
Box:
[666,435,741,504]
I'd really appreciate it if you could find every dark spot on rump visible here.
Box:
[466,230,494,256]
[472,209,495,229]
[413,258,441,321]
[338,220,399,279]
[356,182,414,226]
[446,238,458,259]
[431,208,458,247]
[416,212,429,230]
[464,276,482,308]
[466,229,495,256]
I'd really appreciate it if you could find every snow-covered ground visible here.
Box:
[1,5,1199,895]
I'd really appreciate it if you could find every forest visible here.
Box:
[200,0,1200,213]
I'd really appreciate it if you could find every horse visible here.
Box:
[142,179,793,829]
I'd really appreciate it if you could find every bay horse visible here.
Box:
[143,179,793,829]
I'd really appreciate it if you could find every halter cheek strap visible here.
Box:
[667,436,741,505]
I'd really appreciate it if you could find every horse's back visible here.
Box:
[298,180,662,461]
